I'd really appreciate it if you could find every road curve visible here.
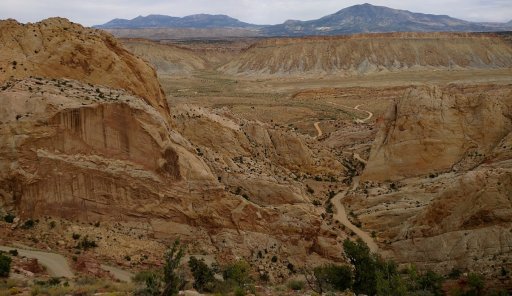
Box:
[327,102,374,123]
[0,246,133,282]
[313,103,373,139]
[331,178,379,252]
[354,104,374,123]
[0,245,74,278]
[101,264,134,283]
[314,121,323,138]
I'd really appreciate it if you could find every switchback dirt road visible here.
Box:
[331,178,379,252]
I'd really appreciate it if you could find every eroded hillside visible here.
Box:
[0,18,168,116]
[219,33,512,76]
[0,19,355,281]
[345,84,512,283]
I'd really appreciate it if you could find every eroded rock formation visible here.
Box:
[0,19,348,272]
[0,18,168,117]
[348,84,512,276]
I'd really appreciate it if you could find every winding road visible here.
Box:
[314,102,373,140]
[332,179,379,252]
[353,104,373,123]
[314,121,323,138]
[0,246,74,278]
[0,245,133,282]
[312,103,376,250]
[328,102,374,123]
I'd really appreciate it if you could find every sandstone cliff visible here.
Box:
[0,18,168,117]
[0,78,346,271]
[0,19,349,273]
[363,85,512,181]
[347,84,512,277]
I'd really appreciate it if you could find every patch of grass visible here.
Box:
[288,280,305,291]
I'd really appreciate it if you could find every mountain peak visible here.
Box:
[95,4,512,34]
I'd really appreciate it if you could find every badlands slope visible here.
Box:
[218,33,512,76]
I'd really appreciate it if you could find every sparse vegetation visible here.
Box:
[21,219,36,229]
[188,256,215,292]
[134,271,161,296]
[3,213,15,223]
[76,236,98,250]
[325,201,334,214]
[0,253,12,278]
[162,240,187,296]
[213,260,255,295]
[288,279,305,291]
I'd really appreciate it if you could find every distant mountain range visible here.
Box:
[95,3,512,36]
[97,14,259,29]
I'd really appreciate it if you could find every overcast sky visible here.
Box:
[1,0,511,27]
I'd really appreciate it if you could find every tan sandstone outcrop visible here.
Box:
[0,18,168,117]
[0,78,345,268]
[362,85,512,181]
[0,19,348,271]
[347,84,512,276]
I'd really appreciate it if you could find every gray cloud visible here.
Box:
[0,0,511,27]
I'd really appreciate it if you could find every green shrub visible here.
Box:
[162,240,186,296]
[448,268,462,279]
[134,271,161,296]
[343,238,377,295]
[0,253,12,277]
[315,264,353,292]
[234,286,246,296]
[133,271,159,284]
[467,273,484,295]
[288,280,305,291]
[21,219,35,229]
[326,201,334,214]
[47,277,61,286]
[3,214,15,223]
[415,270,444,296]
[259,271,270,282]
[188,257,215,292]
[223,260,252,288]
[76,236,98,250]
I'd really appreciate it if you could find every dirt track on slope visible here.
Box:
[331,178,379,252]
[0,246,74,278]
